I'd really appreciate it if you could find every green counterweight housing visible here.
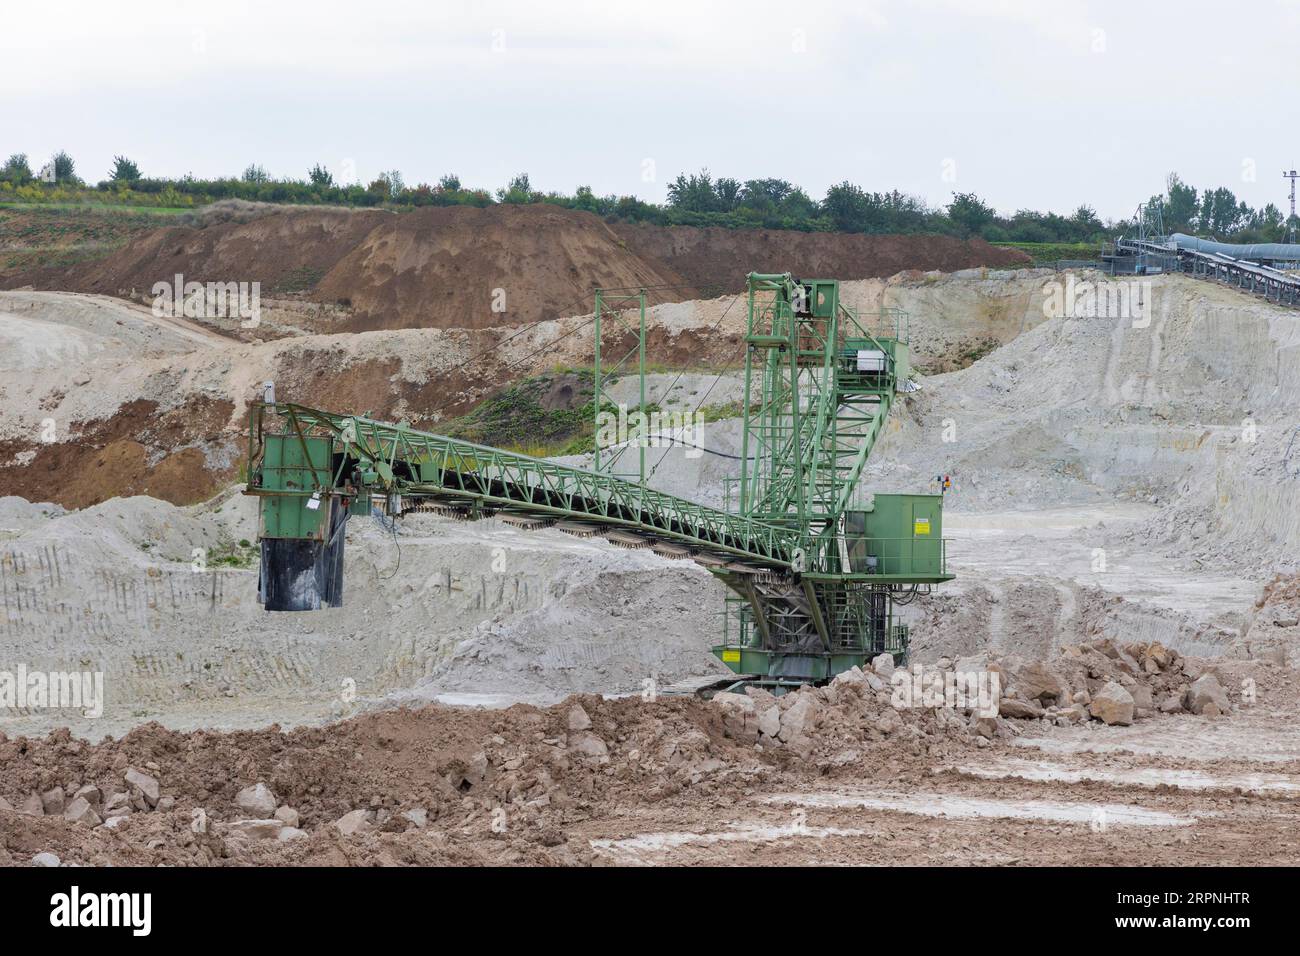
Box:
[244,271,951,691]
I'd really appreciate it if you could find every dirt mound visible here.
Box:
[1,204,695,331]
[0,695,759,865]
[0,667,981,866]
[614,223,1030,289]
[0,206,177,285]
[5,203,1030,334]
[0,396,234,509]
[317,204,695,331]
[11,207,390,301]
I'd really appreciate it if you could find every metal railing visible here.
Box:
[809,534,950,580]
[843,305,910,344]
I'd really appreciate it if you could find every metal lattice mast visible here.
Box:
[1285,169,1298,243]
[737,273,901,555]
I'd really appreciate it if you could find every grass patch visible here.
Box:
[0,204,182,277]
[697,400,756,424]
[274,265,326,293]
[206,540,259,569]
[0,201,190,215]
[442,370,601,457]
[914,337,1001,374]
[437,370,758,461]
[991,241,1099,266]
[957,338,999,367]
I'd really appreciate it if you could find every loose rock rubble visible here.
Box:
[997,639,1245,723]
[709,639,1241,765]
[0,637,1264,867]
[11,762,176,835]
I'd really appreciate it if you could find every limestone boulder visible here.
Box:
[998,698,1045,720]
[871,653,895,678]
[778,695,819,742]
[235,783,278,817]
[1185,674,1230,716]
[1088,681,1134,726]
[333,809,376,836]
[1006,660,1067,705]
[124,768,160,807]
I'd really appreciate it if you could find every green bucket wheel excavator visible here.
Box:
[244,272,952,694]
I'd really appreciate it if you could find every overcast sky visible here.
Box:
[4,0,1298,221]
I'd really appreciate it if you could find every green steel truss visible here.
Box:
[246,403,802,568]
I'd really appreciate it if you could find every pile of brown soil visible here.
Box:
[316,204,695,331]
[5,204,1029,333]
[1,638,1281,867]
[0,676,975,867]
[0,396,234,510]
[12,206,389,302]
[612,223,1031,290]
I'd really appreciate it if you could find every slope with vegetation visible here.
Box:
[6,149,1291,245]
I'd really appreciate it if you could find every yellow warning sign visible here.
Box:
[721,649,741,663]
[914,518,932,536]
